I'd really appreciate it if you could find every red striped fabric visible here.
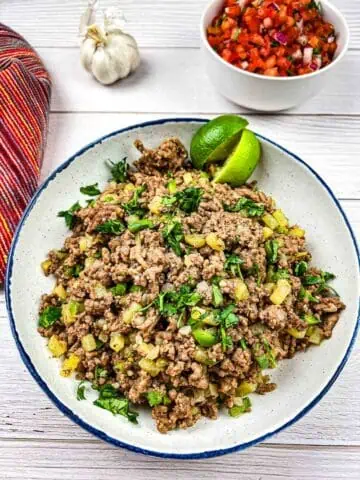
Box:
[0,24,51,284]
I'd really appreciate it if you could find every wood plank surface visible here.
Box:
[1,0,358,49]
[33,48,360,115]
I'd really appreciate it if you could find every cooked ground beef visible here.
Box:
[38,137,345,433]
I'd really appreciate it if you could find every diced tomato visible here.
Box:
[206,0,338,77]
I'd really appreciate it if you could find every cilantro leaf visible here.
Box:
[122,185,147,217]
[76,381,87,401]
[58,202,81,229]
[299,286,319,303]
[255,354,269,369]
[80,183,101,196]
[211,276,223,307]
[94,384,138,424]
[271,268,289,282]
[146,391,170,407]
[111,283,127,296]
[224,254,244,279]
[64,264,84,278]
[95,366,108,380]
[95,219,125,235]
[162,220,184,256]
[38,306,62,328]
[107,158,128,183]
[224,197,265,217]
[155,285,201,317]
[161,187,203,214]
[294,261,308,277]
[265,240,279,264]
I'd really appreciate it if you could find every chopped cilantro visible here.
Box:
[95,366,108,380]
[224,254,244,279]
[122,185,147,217]
[271,268,289,282]
[224,197,265,217]
[239,338,248,350]
[146,391,170,407]
[155,284,201,317]
[265,240,279,264]
[162,220,184,256]
[80,183,101,196]
[107,158,128,183]
[64,264,84,278]
[255,354,269,369]
[111,283,127,296]
[299,286,319,303]
[294,261,308,277]
[162,187,203,214]
[94,384,138,424]
[38,306,62,328]
[95,219,125,235]
[58,202,81,229]
[76,381,87,401]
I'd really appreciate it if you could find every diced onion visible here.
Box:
[303,47,313,65]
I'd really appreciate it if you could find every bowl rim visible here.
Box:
[5,117,360,459]
[200,0,350,82]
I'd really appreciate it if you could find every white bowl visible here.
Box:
[200,0,350,111]
[5,118,360,458]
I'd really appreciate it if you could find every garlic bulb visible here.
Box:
[79,1,140,85]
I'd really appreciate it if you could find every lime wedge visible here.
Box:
[213,129,261,186]
[190,115,249,169]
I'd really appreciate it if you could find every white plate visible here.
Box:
[5,118,360,459]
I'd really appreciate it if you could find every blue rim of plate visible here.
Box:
[5,117,360,459]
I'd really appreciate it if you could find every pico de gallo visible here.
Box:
[207,0,338,77]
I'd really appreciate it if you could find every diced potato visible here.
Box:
[123,302,141,324]
[94,283,108,298]
[60,354,80,377]
[124,183,135,192]
[148,196,163,215]
[62,301,84,326]
[193,389,206,404]
[155,358,168,370]
[167,179,177,194]
[114,361,125,372]
[289,227,305,238]
[273,209,288,228]
[138,342,159,359]
[270,279,291,305]
[110,333,125,352]
[262,213,279,230]
[234,279,250,302]
[79,235,93,252]
[236,381,257,397]
[199,176,209,187]
[138,358,160,377]
[295,251,308,258]
[100,194,119,204]
[41,259,52,275]
[206,233,225,251]
[48,335,67,357]
[208,383,218,397]
[263,227,273,240]
[306,326,323,345]
[287,328,307,339]
[183,172,193,185]
[53,284,67,300]
[184,234,206,248]
[81,334,97,352]
[194,348,209,364]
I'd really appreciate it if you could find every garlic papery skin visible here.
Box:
[80,2,140,85]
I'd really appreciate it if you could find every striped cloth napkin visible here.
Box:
[0,24,51,284]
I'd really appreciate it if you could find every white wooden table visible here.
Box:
[1,1,360,478]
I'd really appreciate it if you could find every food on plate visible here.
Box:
[207,0,338,77]
[37,127,345,433]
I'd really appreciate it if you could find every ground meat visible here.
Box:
[38,136,345,434]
